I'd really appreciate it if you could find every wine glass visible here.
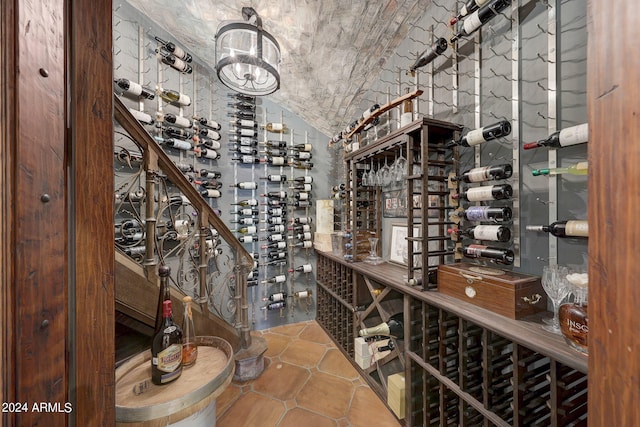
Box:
[393,147,407,182]
[541,265,570,334]
[380,157,392,187]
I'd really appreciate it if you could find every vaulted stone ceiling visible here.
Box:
[126,0,432,136]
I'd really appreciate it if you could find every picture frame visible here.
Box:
[388,223,422,266]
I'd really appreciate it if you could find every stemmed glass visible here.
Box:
[393,147,407,182]
[541,265,570,334]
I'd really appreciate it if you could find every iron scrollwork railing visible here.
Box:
[113,95,254,348]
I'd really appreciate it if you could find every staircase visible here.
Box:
[113,95,266,380]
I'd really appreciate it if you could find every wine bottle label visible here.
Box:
[172,115,191,128]
[270,123,284,131]
[297,151,312,160]
[465,186,495,201]
[269,175,283,181]
[174,219,190,237]
[297,192,309,200]
[241,155,255,163]
[205,189,221,198]
[203,149,219,159]
[125,81,143,96]
[467,166,492,182]
[202,129,221,140]
[172,46,186,60]
[270,234,283,241]
[205,140,221,150]
[559,123,589,147]
[129,109,153,125]
[270,217,282,224]
[473,225,501,240]
[300,232,312,240]
[299,264,312,273]
[464,206,490,221]
[239,182,258,189]
[300,241,313,248]
[466,244,488,257]
[296,290,309,298]
[239,128,255,137]
[240,236,254,243]
[274,274,286,283]
[271,157,285,165]
[565,220,589,237]
[460,4,469,15]
[171,140,192,150]
[172,57,189,73]
[464,128,486,146]
[463,10,483,35]
[240,119,255,128]
[245,226,257,234]
[300,176,313,183]
[155,343,182,373]
[271,292,285,302]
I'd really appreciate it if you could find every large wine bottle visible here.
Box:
[526,220,588,238]
[450,0,511,42]
[409,38,448,72]
[158,88,191,107]
[155,36,192,62]
[448,225,511,242]
[523,123,589,150]
[458,244,515,265]
[447,120,511,148]
[151,300,183,385]
[359,313,404,337]
[531,161,588,176]
[159,52,193,74]
[452,163,513,183]
[450,0,492,25]
[114,78,155,100]
[452,183,513,201]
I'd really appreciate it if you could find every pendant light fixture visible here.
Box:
[215,7,281,96]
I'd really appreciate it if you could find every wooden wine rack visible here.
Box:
[315,252,588,426]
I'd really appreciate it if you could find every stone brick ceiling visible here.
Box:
[125,0,432,136]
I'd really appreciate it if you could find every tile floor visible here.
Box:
[216,320,402,427]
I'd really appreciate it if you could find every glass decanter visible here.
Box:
[364,237,383,265]
[559,272,589,355]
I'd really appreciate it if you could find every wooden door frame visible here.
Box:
[1,0,115,425]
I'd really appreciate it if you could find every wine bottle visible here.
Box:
[195,179,222,189]
[290,151,313,160]
[159,52,193,74]
[450,0,511,42]
[526,220,588,238]
[198,128,221,141]
[227,92,256,102]
[229,135,257,146]
[359,313,404,337]
[114,78,155,100]
[181,296,197,367]
[233,226,258,235]
[332,184,346,192]
[200,189,221,198]
[162,113,193,129]
[452,164,513,183]
[158,87,192,107]
[266,216,284,225]
[231,208,259,216]
[231,119,257,129]
[261,274,287,284]
[523,123,589,150]
[238,235,258,243]
[263,207,285,216]
[129,108,155,125]
[293,200,312,208]
[292,240,313,249]
[447,120,511,148]
[289,224,311,233]
[259,140,288,149]
[453,206,513,222]
[261,301,286,311]
[263,250,287,260]
[448,225,511,242]
[452,184,513,201]
[163,126,193,140]
[230,145,258,155]
[262,233,284,242]
[291,232,312,241]
[294,192,310,201]
[227,110,255,120]
[260,148,288,157]
[458,244,515,264]
[293,176,313,184]
[154,265,172,333]
[262,122,288,133]
[531,161,588,176]
[231,181,258,190]
[231,155,260,164]
[231,199,258,207]
[291,183,312,192]
[330,131,344,145]
[262,241,287,250]
[290,160,314,169]
[200,169,221,179]
[261,174,287,182]
[151,300,183,385]
[293,217,312,224]
[261,191,287,199]
[332,191,346,200]
[262,292,288,302]
[261,224,286,233]
[195,147,220,160]
[231,217,258,225]
[290,264,312,273]
[262,156,287,166]
[163,138,192,151]
[450,0,491,24]
[155,36,192,62]
[227,101,256,111]
[361,104,380,121]
[400,87,414,128]
[294,288,313,299]
[194,116,221,131]
[409,38,448,72]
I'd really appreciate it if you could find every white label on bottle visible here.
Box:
[302,176,312,183]
[126,81,143,96]
[272,292,285,302]
[296,290,309,298]
[129,108,153,124]
[473,225,501,241]
[559,123,589,147]
[565,220,589,237]
[297,151,312,160]
[465,128,486,146]
[464,206,489,221]
[156,344,182,373]
[239,208,253,216]
[272,157,285,165]
[240,182,258,189]
[575,161,589,171]
[240,119,255,128]
[466,244,488,257]
[300,264,312,273]
[175,93,190,106]
[205,189,221,198]
[271,217,282,225]
[242,155,255,163]
[272,225,285,233]
[466,186,495,201]
[460,4,469,15]
[245,199,258,206]
[269,175,283,181]
[240,128,255,137]
[203,149,219,159]
[270,234,283,241]
[203,129,221,140]
[245,226,257,234]
[275,274,286,283]
[301,232,312,240]
[270,123,284,131]
[467,166,491,182]
[207,140,221,150]
[274,241,286,249]
[297,192,309,200]
[241,218,255,224]
[173,46,186,60]
[301,241,313,248]
[172,140,192,150]
[463,10,483,36]
[173,115,191,128]
[240,236,254,243]
[297,217,311,224]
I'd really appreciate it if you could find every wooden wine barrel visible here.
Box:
[115,336,234,427]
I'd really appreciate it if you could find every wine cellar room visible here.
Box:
[1,0,639,426]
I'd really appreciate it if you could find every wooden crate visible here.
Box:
[437,263,546,319]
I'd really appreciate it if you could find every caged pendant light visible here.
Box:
[214,7,281,96]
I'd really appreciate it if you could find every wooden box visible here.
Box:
[387,372,405,420]
[437,263,546,319]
